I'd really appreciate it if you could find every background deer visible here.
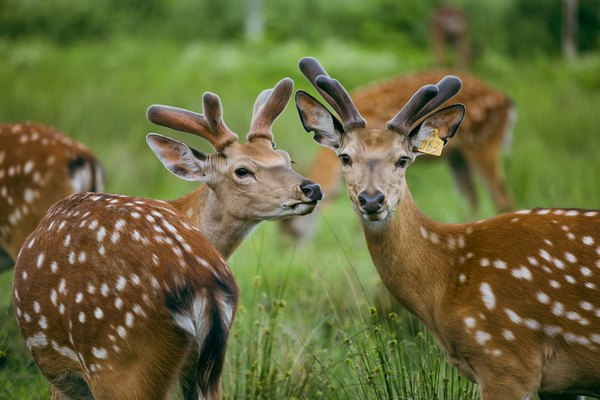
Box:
[280,69,515,241]
[295,57,600,399]
[0,123,104,272]
[13,78,322,399]
[431,4,470,69]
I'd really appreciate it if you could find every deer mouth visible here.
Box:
[360,208,389,222]
[283,200,319,215]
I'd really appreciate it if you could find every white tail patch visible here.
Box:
[171,295,211,348]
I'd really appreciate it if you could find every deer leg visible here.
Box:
[0,246,14,272]
[463,146,513,213]
[446,148,479,214]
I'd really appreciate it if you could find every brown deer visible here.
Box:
[0,123,104,271]
[13,78,322,400]
[431,4,470,69]
[280,69,515,240]
[295,57,600,399]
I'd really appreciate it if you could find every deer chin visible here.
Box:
[281,200,319,216]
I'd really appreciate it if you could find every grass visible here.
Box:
[0,37,599,398]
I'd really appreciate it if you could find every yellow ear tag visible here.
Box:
[417,128,444,156]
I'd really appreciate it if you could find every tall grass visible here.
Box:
[0,38,599,398]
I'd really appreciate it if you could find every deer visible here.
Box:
[279,68,515,241]
[0,122,104,272]
[431,4,470,69]
[13,77,323,400]
[295,57,600,400]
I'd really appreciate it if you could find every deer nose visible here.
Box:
[358,190,385,213]
[300,180,323,202]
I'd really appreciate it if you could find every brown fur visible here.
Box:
[14,194,238,399]
[0,123,103,270]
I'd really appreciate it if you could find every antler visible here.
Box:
[147,93,238,152]
[387,75,462,135]
[247,77,294,142]
[298,57,366,132]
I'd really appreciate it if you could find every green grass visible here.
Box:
[0,37,599,399]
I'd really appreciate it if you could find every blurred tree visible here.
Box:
[245,0,264,42]
[562,0,578,61]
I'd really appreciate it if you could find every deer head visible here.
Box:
[147,77,322,222]
[295,57,464,222]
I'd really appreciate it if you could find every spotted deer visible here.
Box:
[0,123,104,271]
[295,57,600,399]
[280,69,515,240]
[13,78,322,400]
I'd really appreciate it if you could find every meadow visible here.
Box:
[0,37,599,399]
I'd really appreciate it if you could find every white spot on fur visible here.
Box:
[36,253,44,268]
[94,307,104,319]
[475,331,492,345]
[480,283,496,310]
[502,330,515,340]
[564,252,577,263]
[527,256,539,266]
[51,341,78,361]
[117,325,127,338]
[583,236,594,246]
[116,276,127,291]
[480,258,490,267]
[511,266,532,280]
[540,249,552,261]
[551,302,564,316]
[464,317,476,329]
[26,332,48,349]
[125,312,134,327]
[536,292,550,304]
[505,308,522,324]
[92,347,108,359]
[493,260,507,270]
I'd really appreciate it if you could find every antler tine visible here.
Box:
[248,77,294,142]
[411,75,463,123]
[201,92,239,151]
[298,57,366,131]
[315,75,366,131]
[386,85,439,134]
[147,95,238,152]
[298,57,343,117]
[386,75,462,135]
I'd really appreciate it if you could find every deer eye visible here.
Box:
[396,157,410,169]
[339,154,352,166]
[234,167,252,178]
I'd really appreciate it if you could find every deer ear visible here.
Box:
[295,90,344,150]
[146,133,209,181]
[409,104,465,156]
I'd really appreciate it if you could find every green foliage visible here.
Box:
[1,0,600,57]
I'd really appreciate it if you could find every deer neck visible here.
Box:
[360,187,457,330]
[167,186,258,260]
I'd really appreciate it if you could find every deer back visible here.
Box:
[13,192,238,397]
[0,123,104,262]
